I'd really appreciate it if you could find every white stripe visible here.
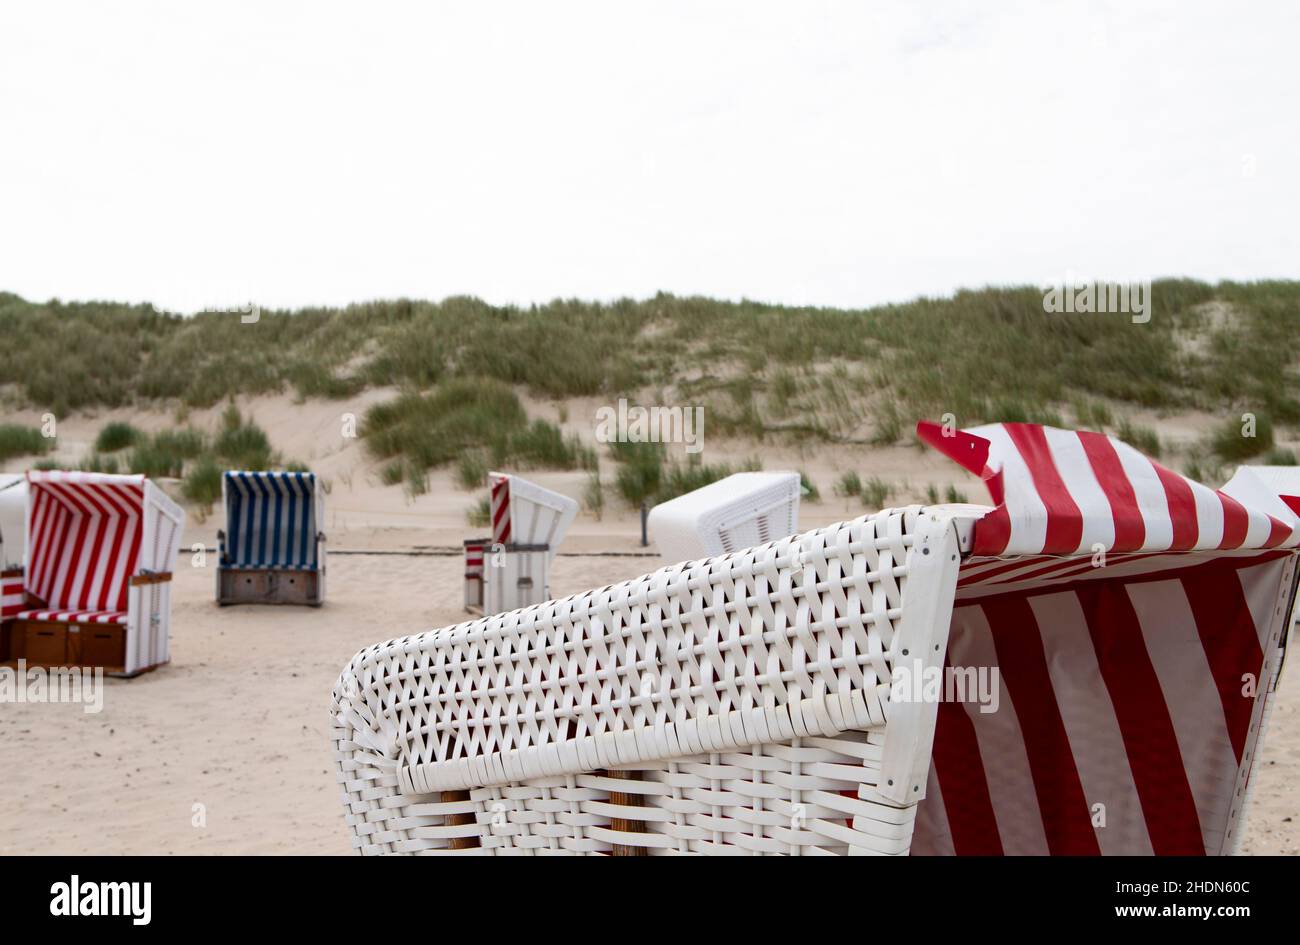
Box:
[977,425,1049,553]
[911,770,955,855]
[1042,428,1114,555]
[83,514,112,608]
[1236,559,1289,651]
[951,606,1050,855]
[1112,443,1175,551]
[1188,481,1225,550]
[65,516,101,607]
[1029,592,1152,855]
[1240,505,1273,550]
[1127,579,1235,854]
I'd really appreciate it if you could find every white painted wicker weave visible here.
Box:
[332,507,963,855]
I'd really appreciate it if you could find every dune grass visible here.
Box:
[1210,413,1274,461]
[94,421,142,453]
[3,282,1299,493]
[363,377,594,485]
[0,424,51,462]
[2,281,1296,426]
[50,410,297,515]
[182,457,223,506]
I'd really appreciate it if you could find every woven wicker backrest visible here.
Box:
[332,507,964,854]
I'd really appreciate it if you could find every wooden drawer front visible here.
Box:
[23,624,69,665]
[80,626,126,669]
[220,568,319,605]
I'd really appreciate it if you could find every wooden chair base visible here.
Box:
[1,619,129,674]
[218,568,322,606]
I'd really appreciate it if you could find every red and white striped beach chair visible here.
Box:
[0,475,26,624]
[1,471,185,676]
[463,473,578,614]
[332,422,1297,855]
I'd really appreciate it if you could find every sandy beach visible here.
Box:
[1,394,1297,855]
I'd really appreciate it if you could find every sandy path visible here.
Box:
[0,546,1295,855]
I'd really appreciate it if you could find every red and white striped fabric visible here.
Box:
[463,540,485,580]
[489,474,511,545]
[912,422,1298,856]
[25,471,145,614]
[915,550,1289,855]
[0,571,23,620]
[15,608,128,625]
[917,421,1298,555]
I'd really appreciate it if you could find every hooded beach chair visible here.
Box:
[463,473,577,614]
[217,471,326,606]
[0,475,27,623]
[332,422,1298,855]
[2,471,185,676]
[648,471,801,562]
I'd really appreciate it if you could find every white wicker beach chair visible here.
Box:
[332,423,1300,855]
[336,505,965,854]
[648,471,801,562]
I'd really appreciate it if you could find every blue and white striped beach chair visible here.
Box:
[217,471,326,606]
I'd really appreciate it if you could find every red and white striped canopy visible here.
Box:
[917,421,1298,555]
[489,473,511,545]
[26,471,147,614]
[912,421,1298,856]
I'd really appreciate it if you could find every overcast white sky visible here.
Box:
[1,1,1296,314]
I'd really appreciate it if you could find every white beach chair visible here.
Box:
[464,473,577,614]
[332,422,1299,855]
[1,471,185,677]
[648,471,801,562]
[217,471,326,606]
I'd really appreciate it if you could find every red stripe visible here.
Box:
[26,480,145,612]
[98,510,129,610]
[981,595,1100,854]
[96,484,140,611]
[915,421,991,477]
[1003,424,1083,553]
[57,483,107,610]
[1077,432,1145,551]
[956,555,1056,588]
[1179,565,1267,763]
[75,491,112,609]
[25,490,51,597]
[1153,463,1199,551]
[964,557,1083,590]
[1073,581,1206,854]
[30,488,66,600]
[491,478,511,544]
[985,551,1168,589]
[930,698,1004,854]
[1217,492,1249,550]
[971,506,1012,556]
[53,508,91,609]
[1263,515,1294,549]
